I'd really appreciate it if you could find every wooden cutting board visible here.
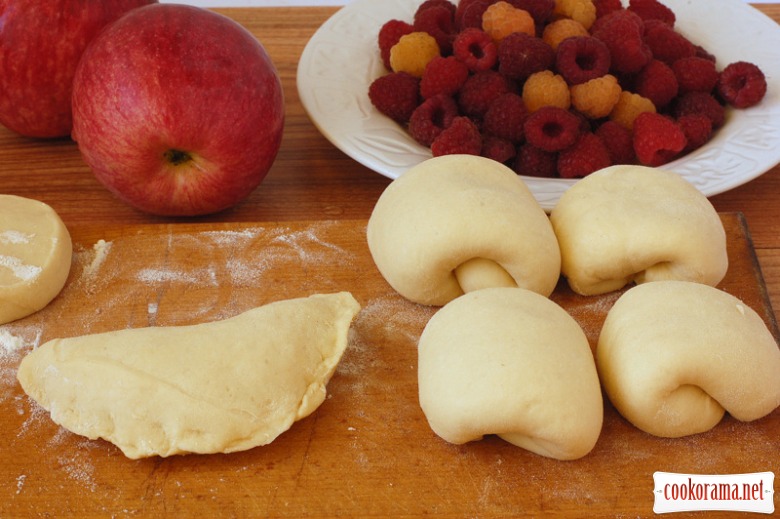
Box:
[1,212,777,518]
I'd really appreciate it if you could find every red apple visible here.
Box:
[0,0,156,138]
[71,4,285,216]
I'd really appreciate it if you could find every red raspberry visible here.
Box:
[378,20,415,70]
[717,61,767,109]
[420,56,470,99]
[431,116,483,156]
[633,59,679,108]
[452,27,498,72]
[591,9,651,74]
[673,91,725,129]
[642,19,696,65]
[482,92,528,143]
[454,0,496,30]
[632,112,687,166]
[368,72,420,123]
[458,70,514,119]
[672,56,719,94]
[481,135,517,164]
[514,143,558,177]
[694,45,717,63]
[497,32,555,82]
[677,113,713,152]
[408,94,459,146]
[555,36,611,85]
[414,4,456,55]
[628,0,675,26]
[523,106,582,152]
[558,132,612,178]
[507,0,555,25]
[595,120,635,164]
[415,0,457,20]
[593,0,622,18]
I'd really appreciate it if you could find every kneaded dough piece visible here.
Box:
[597,281,780,438]
[17,292,361,459]
[550,165,727,295]
[0,195,72,324]
[418,287,603,460]
[367,155,560,306]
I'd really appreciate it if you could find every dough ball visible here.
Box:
[597,281,780,438]
[17,292,361,459]
[418,287,603,460]
[367,155,560,306]
[0,194,72,324]
[550,165,727,296]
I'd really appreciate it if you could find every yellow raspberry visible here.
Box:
[482,1,535,44]
[389,32,440,78]
[553,0,597,30]
[522,70,571,112]
[609,91,657,130]
[571,74,622,119]
[541,18,589,51]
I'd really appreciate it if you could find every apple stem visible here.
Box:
[164,149,192,166]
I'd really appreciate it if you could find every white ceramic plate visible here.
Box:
[297,0,780,210]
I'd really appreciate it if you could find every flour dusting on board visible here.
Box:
[2,221,369,452]
[0,328,37,407]
[81,239,112,282]
[0,329,26,358]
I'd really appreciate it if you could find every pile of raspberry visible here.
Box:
[368,0,768,178]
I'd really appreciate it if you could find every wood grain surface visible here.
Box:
[1,4,779,518]
[1,214,778,518]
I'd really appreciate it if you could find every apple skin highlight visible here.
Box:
[71,3,285,216]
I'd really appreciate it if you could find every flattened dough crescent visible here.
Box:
[418,287,603,460]
[597,281,780,438]
[0,194,72,324]
[550,165,727,295]
[17,292,361,459]
[367,155,561,306]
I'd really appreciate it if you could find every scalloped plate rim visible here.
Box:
[297,0,780,210]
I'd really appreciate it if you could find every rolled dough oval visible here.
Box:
[367,155,561,306]
[418,287,603,460]
[17,292,361,459]
[597,281,780,438]
[550,165,727,295]
[0,194,72,324]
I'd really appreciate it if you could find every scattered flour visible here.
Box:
[80,239,113,282]
[200,228,264,245]
[15,474,26,495]
[0,329,26,358]
[270,226,352,263]
[136,267,211,285]
[58,450,97,492]
[0,254,42,281]
[1,230,33,245]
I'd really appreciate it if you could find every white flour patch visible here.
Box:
[80,239,112,282]
[0,254,42,281]
[1,230,33,245]
[269,225,353,264]
[59,449,97,492]
[0,328,27,358]
[200,227,265,245]
[136,267,211,285]
[15,474,26,494]
[1,328,37,406]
